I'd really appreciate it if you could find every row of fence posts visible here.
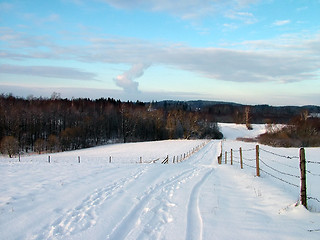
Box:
[162,142,207,164]
[42,142,207,165]
[31,152,191,164]
[218,144,308,209]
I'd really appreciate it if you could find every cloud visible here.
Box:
[113,63,150,93]
[1,28,320,86]
[273,20,291,26]
[0,64,97,80]
[102,0,259,19]
[0,2,13,11]
[225,11,257,24]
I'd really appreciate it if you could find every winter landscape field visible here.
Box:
[1,123,319,240]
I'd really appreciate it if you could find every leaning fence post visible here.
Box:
[231,149,233,165]
[256,145,260,177]
[300,148,307,209]
[240,147,243,169]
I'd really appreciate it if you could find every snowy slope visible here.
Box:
[1,127,320,240]
[218,122,267,140]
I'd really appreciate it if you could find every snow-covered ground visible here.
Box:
[0,124,319,239]
[218,122,266,140]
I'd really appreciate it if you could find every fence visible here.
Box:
[7,141,209,165]
[218,143,320,210]
[161,141,208,164]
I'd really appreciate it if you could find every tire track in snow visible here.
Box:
[132,167,203,239]
[185,168,213,240]
[106,167,200,240]
[33,166,149,240]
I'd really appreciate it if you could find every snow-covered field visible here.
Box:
[1,124,319,239]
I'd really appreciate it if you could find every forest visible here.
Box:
[0,94,222,157]
[2,93,319,157]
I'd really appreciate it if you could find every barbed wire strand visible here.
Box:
[306,170,320,177]
[242,162,256,169]
[262,157,299,170]
[260,169,299,188]
[243,157,256,162]
[260,148,299,159]
[242,148,256,152]
[259,158,300,179]
[308,196,320,203]
[307,160,320,165]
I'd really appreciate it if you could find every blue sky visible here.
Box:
[0,0,319,105]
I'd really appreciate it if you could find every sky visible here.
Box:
[0,0,320,106]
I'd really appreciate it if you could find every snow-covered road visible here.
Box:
[1,137,319,239]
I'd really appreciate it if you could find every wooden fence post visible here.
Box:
[240,147,243,169]
[300,148,307,209]
[218,153,222,164]
[140,157,142,163]
[225,151,227,164]
[231,149,233,165]
[109,156,112,163]
[19,153,21,162]
[48,155,51,163]
[173,156,175,163]
[256,145,260,177]
[78,156,80,163]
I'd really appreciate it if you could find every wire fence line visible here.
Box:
[259,169,300,188]
[259,158,300,179]
[262,156,299,170]
[5,141,209,165]
[218,143,320,211]
[242,162,256,169]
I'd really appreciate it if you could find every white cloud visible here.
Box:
[1,28,320,87]
[102,0,259,19]
[225,11,257,24]
[113,63,150,93]
[273,19,291,26]
[0,64,97,80]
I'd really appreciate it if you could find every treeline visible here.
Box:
[0,94,222,157]
[258,113,320,147]
[151,100,320,124]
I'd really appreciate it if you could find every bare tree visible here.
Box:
[245,106,253,130]
[1,136,19,158]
